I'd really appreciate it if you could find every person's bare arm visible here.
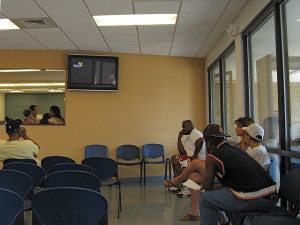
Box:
[20,127,40,150]
[191,138,204,160]
[177,130,187,155]
[203,156,217,190]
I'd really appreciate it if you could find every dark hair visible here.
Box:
[205,136,225,152]
[234,117,255,127]
[29,105,37,110]
[50,105,62,119]
[6,119,22,134]
[23,109,32,117]
[39,113,50,124]
[182,120,194,129]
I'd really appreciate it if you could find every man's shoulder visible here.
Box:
[190,128,203,138]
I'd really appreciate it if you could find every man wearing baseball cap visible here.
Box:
[0,119,40,164]
[243,123,271,170]
[199,124,277,225]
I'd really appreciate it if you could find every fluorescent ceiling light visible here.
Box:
[0,19,20,30]
[10,90,24,93]
[297,18,300,21]
[0,69,41,72]
[93,14,177,26]
[0,83,65,87]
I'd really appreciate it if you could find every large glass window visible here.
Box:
[249,15,279,147]
[224,51,238,141]
[211,64,221,125]
[283,0,300,169]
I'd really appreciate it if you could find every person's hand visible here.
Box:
[178,129,184,138]
[241,141,249,150]
[19,127,26,138]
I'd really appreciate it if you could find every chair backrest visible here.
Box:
[48,163,95,175]
[3,162,46,188]
[142,144,165,159]
[81,157,118,182]
[45,171,101,192]
[41,156,76,174]
[85,145,108,158]
[117,144,141,161]
[278,169,300,216]
[3,158,37,166]
[0,169,33,199]
[0,188,24,225]
[32,187,108,225]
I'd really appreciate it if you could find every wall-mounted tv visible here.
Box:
[67,54,119,91]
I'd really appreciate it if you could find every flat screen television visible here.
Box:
[67,54,119,91]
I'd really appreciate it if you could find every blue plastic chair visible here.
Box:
[0,188,24,225]
[3,158,37,166]
[48,163,95,175]
[3,162,46,188]
[41,156,76,174]
[85,145,108,158]
[116,144,142,184]
[0,169,33,199]
[142,144,171,185]
[32,187,108,225]
[45,170,101,192]
[81,157,122,218]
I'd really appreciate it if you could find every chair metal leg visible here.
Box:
[164,163,167,180]
[143,163,146,185]
[139,163,142,185]
[169,160,171,180]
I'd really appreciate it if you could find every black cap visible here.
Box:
[6,119,22,133]
[203,124,231,138]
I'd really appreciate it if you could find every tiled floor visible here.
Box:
[25,180,200,225]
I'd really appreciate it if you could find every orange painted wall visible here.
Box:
[0,50,206,178]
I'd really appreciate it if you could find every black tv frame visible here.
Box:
[67,54,119,91]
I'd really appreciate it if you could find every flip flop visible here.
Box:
[180,214,200,221]
[162,180,180,188]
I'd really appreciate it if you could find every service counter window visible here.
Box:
[0,69,65,125]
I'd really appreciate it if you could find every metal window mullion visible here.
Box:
[220,60,226,130]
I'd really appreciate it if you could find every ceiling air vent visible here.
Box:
[11,18,57,29]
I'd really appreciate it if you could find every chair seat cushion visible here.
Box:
[143,160,168,164]
[251,215,300,225]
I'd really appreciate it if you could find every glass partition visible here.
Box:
[0,69,65,125]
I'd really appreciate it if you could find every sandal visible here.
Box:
[162,180,181,188]
[180,214,200,221]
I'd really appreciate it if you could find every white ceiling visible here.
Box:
[0,0,248,58]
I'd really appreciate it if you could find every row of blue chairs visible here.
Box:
[0,186,108,225]
[85,143,172,185]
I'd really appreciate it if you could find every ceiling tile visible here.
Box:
[177,13,220,25]
[138,25,175,34]
[41,3,90,18]
[61,26,101,36]
[100,26,137,35]
[111,47,140,54]
[103,33,138,42]
[134,1,180,14]
[207,32,223,40]
[196,46,211,58]
[218,13,236,23]
[173,32,209,41]
[139,33,173,42]
[0,39,15,49]
[41,41,78,50]
[170,52,196,57]
[2,0,36,7]
[224,0,248,13]
[0,6,47,19]
[25,28,67,38]
[74,43,110,52]
[51,16,96,28]
[172,40,204,48]
[211,23,228,33]
[180,0,229,14]
[170,46,199,54]
[85,2,133,15]
[176,24,215,33]
[140,41,171,48]
[37,0,83,4]
[107,41,139,48]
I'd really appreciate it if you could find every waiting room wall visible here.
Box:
[0,50,206,178]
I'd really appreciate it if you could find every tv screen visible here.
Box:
[67,54,119,91]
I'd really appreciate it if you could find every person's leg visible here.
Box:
[171,155,182,178]
[163,159,206,187]
[199,188,277,225]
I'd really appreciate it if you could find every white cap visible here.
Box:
[242,123,264,142]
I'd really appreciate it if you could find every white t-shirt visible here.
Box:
[0,140,39,162]
[181,128,206,160]
[246,144,270,167]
